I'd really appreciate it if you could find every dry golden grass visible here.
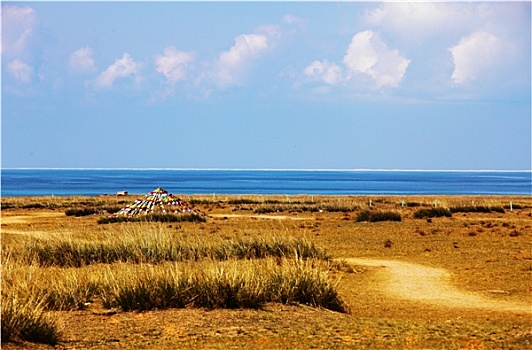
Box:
[1,194,531,349]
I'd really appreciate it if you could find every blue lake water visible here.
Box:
[1,169,531,196]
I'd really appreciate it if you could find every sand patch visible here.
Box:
[341,258,531,314]
[1,211,64,225]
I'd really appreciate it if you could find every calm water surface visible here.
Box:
[1,169,530,196]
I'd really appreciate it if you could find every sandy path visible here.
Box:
[342,258,531,314]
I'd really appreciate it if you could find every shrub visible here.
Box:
[504,203,523,210]
[355,210,401,222]
[413,208,452,219]
[449,206,504,214]
[98,213,206,224]
[102,206,123,214]
[65,207,99,217]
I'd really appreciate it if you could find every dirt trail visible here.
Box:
[342,258,531,314]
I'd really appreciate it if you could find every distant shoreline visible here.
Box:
[3,168,531,173]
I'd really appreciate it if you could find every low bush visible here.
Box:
[65,207,99,217]
[413,208,452,219]
[355,210,401,222]
[98,213,206,224]
[504,203,523,210]
[450,206,505,214]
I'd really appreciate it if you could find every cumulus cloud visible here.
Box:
[69,47,96,73]
[155,46,195,84]
[1,5,38,58]
[364,2,463,42]
[343,31,410,88]
[94,53,140,88]
[304,60,344,85]
[7,59,34,82]
[449,31,501,84]
[212,27,278,88]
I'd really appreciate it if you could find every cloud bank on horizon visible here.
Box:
[2,2,530,170]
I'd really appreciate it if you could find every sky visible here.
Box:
[2,1,531,170]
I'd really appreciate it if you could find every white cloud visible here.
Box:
[365,3,463,41]
[342,31,410,88]
[69,47,96,73]
[7,59,33,83]
[449,31,501,84]
[283,14,305,26]
[304,60,344,85]
[155,46,194,84]
[1,5,38,58]
[214,29,275,87]
[94,53,140,88]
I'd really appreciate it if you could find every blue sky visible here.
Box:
[2,2,531,170]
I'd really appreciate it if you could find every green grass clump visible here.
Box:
[355,210,401,222]
[413,208,452,219]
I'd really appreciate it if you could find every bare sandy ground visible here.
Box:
[1,211,64,224]
[343,258,531,314]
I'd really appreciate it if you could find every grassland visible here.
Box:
[1,194,531,349]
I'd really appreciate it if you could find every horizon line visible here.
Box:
[2,167,531,173]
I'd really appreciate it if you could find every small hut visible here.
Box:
[112,187,206,218]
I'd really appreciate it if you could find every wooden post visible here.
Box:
[510,201,513,212]
[401,199,405,207]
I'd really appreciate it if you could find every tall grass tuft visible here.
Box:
[413,208,452,219]
[65,207,99,217]
[1,294,60,345]
[1,260,60,345]
[100,259,347,313]
[449,206,505,214]
[355,210,402,222]
[16,229,328,267]
[98,213,206,224]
